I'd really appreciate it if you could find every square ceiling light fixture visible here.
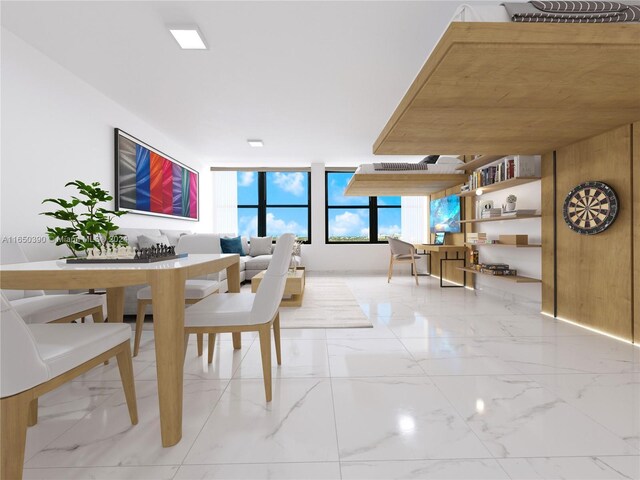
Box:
[247,140,264,148]
[169,25,207,50]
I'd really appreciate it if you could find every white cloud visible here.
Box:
[329,210,366,236]
[238,171,255,187]
[238,213,257,238]
[266,212,307,236]
[272,172,305,196]
[379,224,401,235]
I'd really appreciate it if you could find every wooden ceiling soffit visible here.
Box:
[373,23,640,155]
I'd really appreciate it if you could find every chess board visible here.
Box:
[66,253,188,264]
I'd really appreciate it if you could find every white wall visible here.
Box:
[1,29,213,260]
[471,181,542,302]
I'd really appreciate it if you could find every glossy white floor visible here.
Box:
[22,275,640,480]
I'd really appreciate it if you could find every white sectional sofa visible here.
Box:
[115,228,301,315]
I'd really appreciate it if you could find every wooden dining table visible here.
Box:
[0,253,240,447]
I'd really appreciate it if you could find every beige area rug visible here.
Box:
[279,277,372,329]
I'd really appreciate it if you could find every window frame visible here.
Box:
[237,171,312,244]
[325,170,401,244]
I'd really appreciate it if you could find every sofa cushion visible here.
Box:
[138,234,170,249]
[117,228,162,248]
[244,254,273,271]
[161,229,192,246]
[249,236,273,256]
[220,236,245,256]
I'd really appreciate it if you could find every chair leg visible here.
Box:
[207,333,216,364]
[184,334,190,363]
[27,398,38,427]
[133,300,146,357]
[115,342,138,425]
[273,313,282,366]
[1,393,30,480]
[412,258,419,286]
[92,307,104,324]
[258,325,272,402]
[387,255,394,283]
[196,334,203,357]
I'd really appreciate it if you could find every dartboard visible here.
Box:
[562,181,618,235]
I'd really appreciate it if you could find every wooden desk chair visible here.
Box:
[0,293,138,480]
[387,237,419,286]
[183,233,295,402]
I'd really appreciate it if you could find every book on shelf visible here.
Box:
[480,263,510,270]
[465,155,541,191]
[480,268,518,276]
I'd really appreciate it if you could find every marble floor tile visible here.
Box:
[498,456,640,479]
[184,378,339,464]
[232,338,330,379]
[434,375,639,458]
[327,338,425,377]
[529,373,640,450]
[175,462,341,480]
[25,381,124,461]
[20,275,640,479]
[332,377,491,461]
[480,335,639,374]
[23,466,179,479]
[26,380,227,467]
[137,340,252,381]
[340,459,510,479]
[401,337,523,376]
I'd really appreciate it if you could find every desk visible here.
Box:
[413,244,467,288]
[0,253,240,448]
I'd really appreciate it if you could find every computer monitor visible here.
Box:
[433,232,445,245]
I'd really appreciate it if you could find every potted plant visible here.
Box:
[41,180,127,258]
[505,194,517,212]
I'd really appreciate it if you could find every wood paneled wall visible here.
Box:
[429,185,472,286]
[634,122,639,343]
[542,124,636,341]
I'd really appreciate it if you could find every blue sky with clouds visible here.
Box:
[237,171,400,240]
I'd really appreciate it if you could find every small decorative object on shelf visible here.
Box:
[562,181,618,235]
[504,194,517,212]
[289,240,302,273]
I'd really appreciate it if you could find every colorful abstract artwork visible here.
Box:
[115,129,198,220]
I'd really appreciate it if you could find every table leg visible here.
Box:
[226,260,242,350]
[105,287,125,323]
[149,269,186,447]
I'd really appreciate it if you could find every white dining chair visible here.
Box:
[184,233,295,402]
[0,293,138,480]
[387,237,419,286]
[133,234,221,357]
[1,243,106,325]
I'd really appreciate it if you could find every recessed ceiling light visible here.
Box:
[247,140,264,148]
[168,26,207,50]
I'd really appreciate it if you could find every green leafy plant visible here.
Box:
[41,180,127,257]
[506,194,517,203]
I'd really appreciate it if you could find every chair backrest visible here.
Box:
[251,233,295,324]
[0,293,50,398]
[1,243,45,301]
[176,233,235,255]
[388,237,414,256]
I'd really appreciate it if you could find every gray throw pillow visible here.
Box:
[138,234,170,249]
[249,236,273,256]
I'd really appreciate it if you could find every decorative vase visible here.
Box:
[505,202,516,212]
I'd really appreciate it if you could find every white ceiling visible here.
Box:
[1,1,479,167]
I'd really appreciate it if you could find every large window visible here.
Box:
[325,171,401,243]
[237,171,310,243]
